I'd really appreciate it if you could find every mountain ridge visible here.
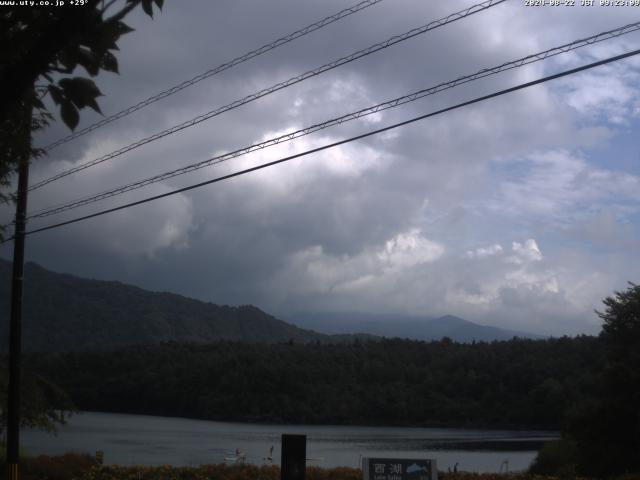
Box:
[0,260,332,351]
[286,311,542,342]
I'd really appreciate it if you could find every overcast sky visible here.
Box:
[2,0,640,336]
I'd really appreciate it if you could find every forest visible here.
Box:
[26,335,600,430]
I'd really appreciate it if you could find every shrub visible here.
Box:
[22,453,98,480]
[529,439,578,477]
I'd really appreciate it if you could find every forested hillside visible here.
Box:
[28,336,601,429]
[0,260,329,351]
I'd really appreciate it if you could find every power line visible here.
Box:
[25,21,640,220]
[9,47,638,242]
[41,0,385,152]
[27,0,506,193]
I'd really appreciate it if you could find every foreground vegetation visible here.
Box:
[4,455,640,480]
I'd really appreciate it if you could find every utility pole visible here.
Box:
[6,104,31,480]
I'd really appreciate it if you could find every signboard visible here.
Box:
[362,458,437,480]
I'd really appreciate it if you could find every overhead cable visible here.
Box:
[27,0,506,193]
[41,0,385,152]
[26,21,640,220]
[9,47,639,241]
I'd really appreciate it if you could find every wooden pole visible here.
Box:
[6,104,31,480]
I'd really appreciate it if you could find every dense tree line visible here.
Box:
[26,335,601,430]
[526,283,640,478]
[565,284,640,477]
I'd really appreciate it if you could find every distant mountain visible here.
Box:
[286,311,542,342]
[0,260,339,352]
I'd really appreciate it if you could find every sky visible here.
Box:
[2,0,640,336]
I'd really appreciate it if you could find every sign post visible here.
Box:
[281,434,306,480]
[362,458,437,480]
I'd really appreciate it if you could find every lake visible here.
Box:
[21,412,557,473]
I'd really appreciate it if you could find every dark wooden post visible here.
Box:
[281,434,306,480]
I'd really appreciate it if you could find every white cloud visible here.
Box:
[488,150,640,222]
[378,228,444,271]
[508,239,543,264]
[551,45,640,125]
[287,228,444,295]
[466,244,503,259]
[557,68,640,124]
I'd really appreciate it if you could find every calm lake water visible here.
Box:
[22,412,557,473]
